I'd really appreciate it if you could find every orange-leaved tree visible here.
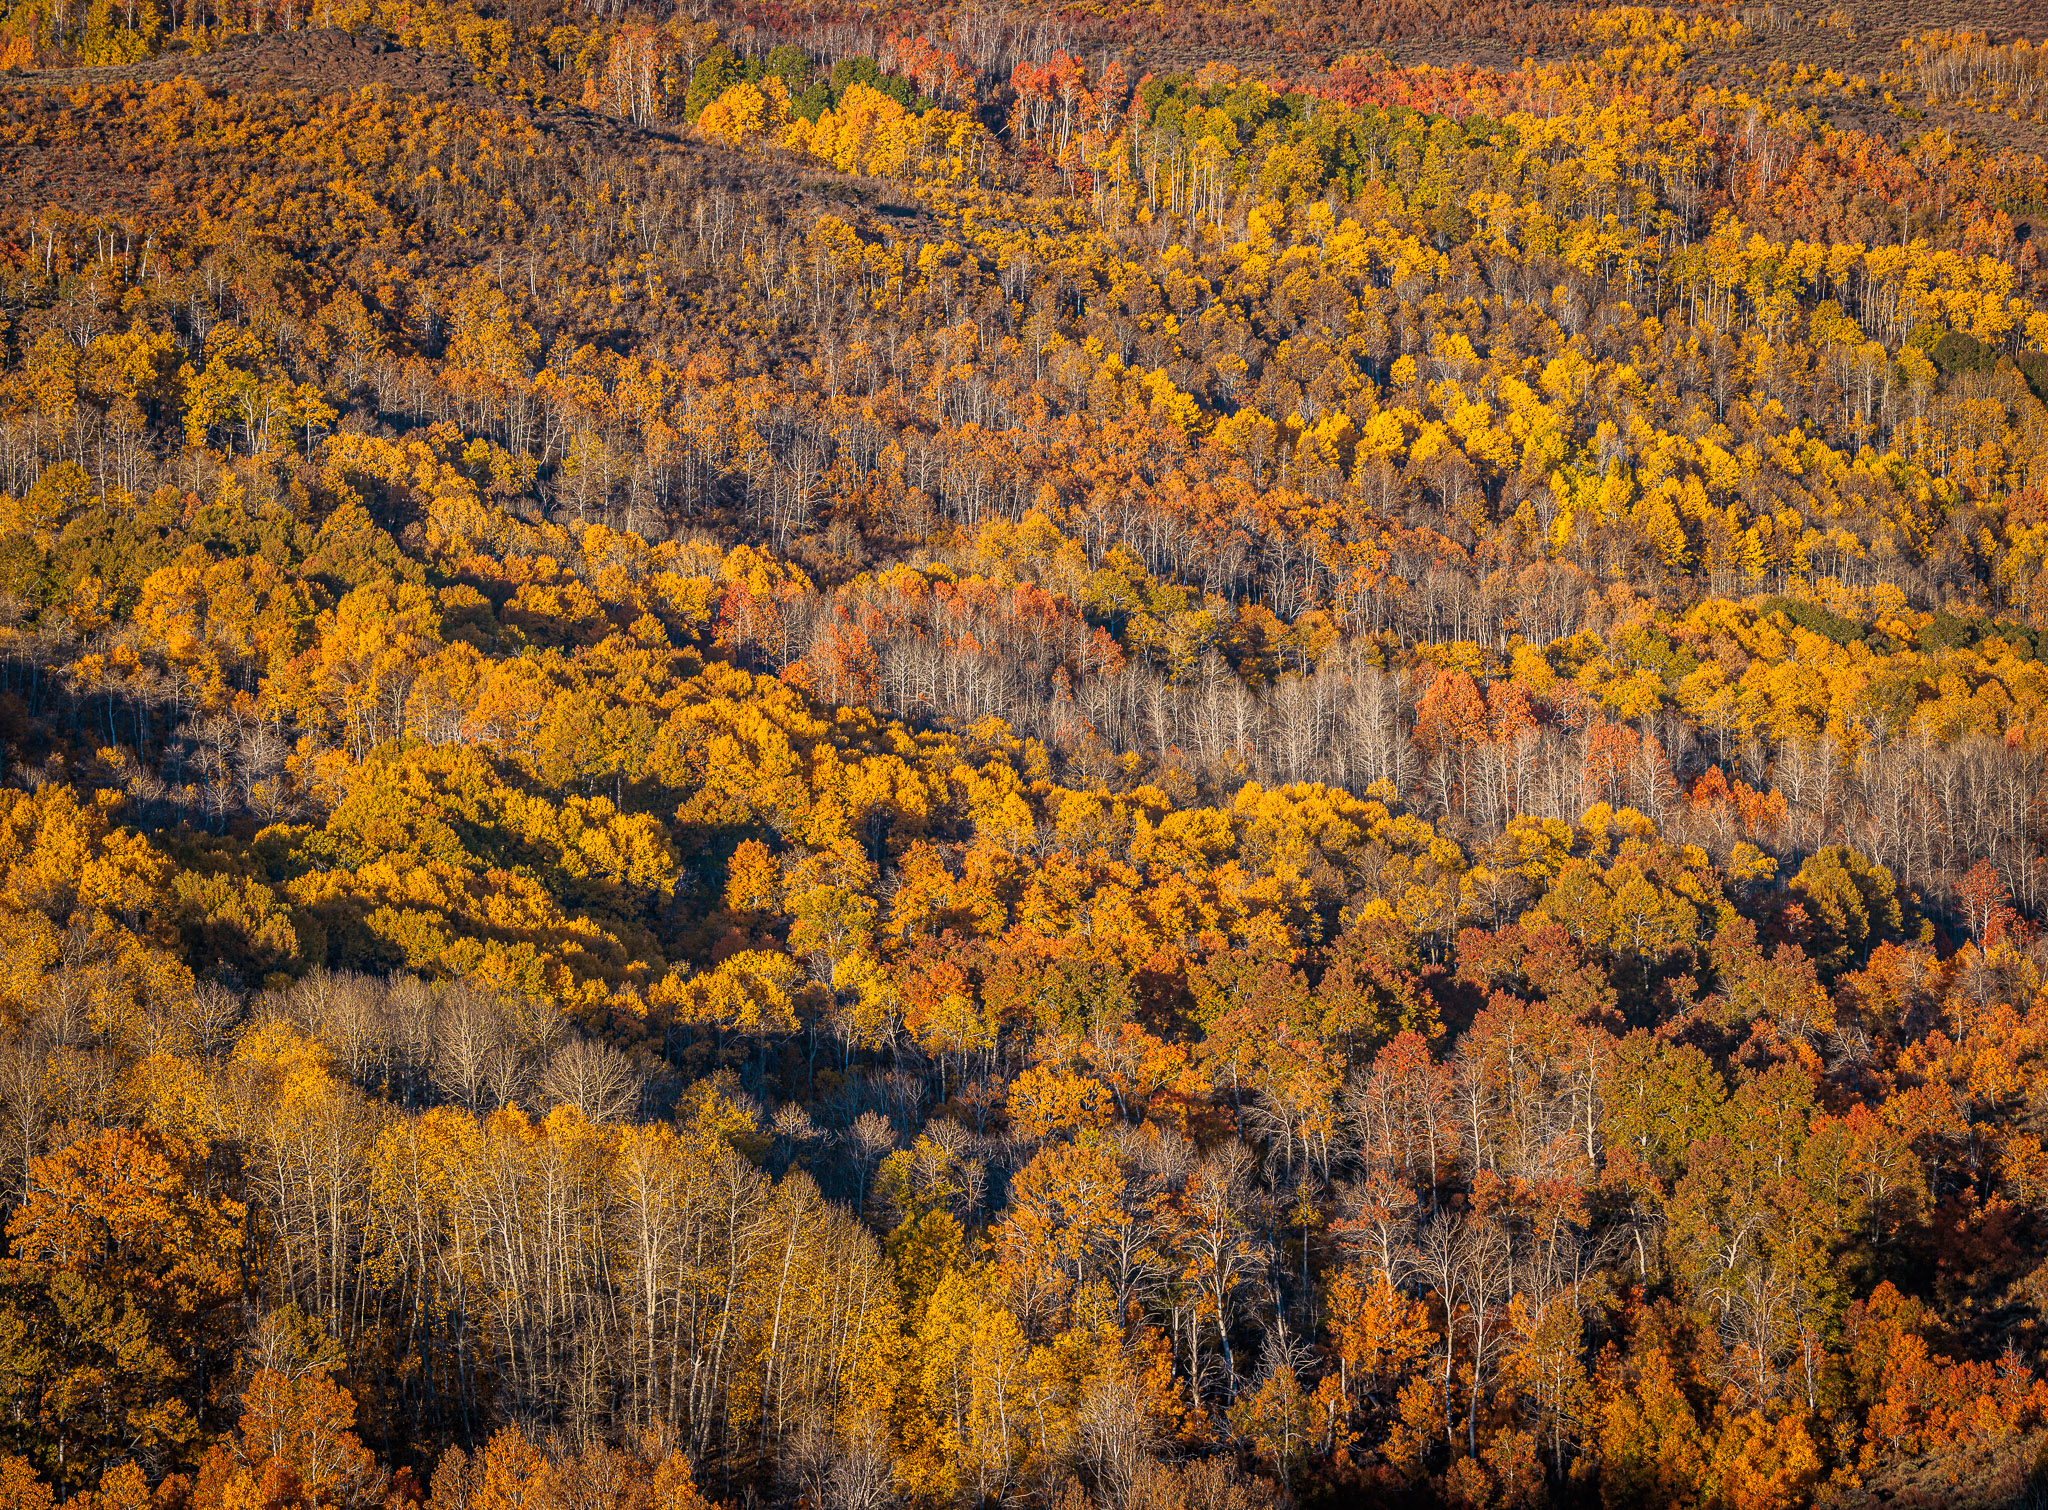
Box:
[0,1125,243,1488]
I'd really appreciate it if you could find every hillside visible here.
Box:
[0,3,2047,1510]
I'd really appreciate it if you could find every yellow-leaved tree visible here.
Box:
[697,76,791,147]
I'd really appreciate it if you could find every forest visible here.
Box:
[0,0,2046,1505]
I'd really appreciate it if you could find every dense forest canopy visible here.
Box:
[0,0,2047,1507]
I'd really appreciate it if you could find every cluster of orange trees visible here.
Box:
[1,2,2048,1508]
